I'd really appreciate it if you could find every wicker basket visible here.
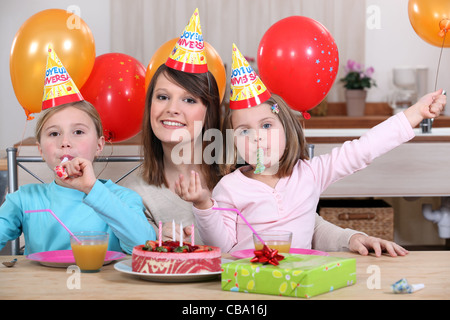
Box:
[318,200,394,241]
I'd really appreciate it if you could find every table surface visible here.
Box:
[0,251,448,300]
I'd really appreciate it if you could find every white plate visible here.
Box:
[114,259,231,283]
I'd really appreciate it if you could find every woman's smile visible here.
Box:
[161,120,186,128]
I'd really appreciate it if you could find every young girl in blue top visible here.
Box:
[0,100,155,254]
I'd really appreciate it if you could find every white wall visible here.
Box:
[1,0,449,151]
[365,0,450,105]
[0,0,111,151]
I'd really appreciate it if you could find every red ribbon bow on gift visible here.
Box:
[250,245,285,266]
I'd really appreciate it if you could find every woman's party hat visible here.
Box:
[42,44,84,110]
[229,43,271,109]
[165,8,208,73]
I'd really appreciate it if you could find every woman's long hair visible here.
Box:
[141,64,222,190]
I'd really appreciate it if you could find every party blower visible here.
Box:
[212,207,284,265]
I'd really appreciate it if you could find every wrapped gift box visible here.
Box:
[221,254,356,298]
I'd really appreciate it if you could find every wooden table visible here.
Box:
[0,251,448,300]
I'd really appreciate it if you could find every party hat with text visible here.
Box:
[42,44,84,110]
[229,43,271,109]
[165,8,208,73]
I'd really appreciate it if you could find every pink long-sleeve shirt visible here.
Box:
[193,112,415,253]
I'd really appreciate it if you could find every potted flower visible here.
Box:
[340,59,376,116]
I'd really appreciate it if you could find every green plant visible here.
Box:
[340,59,376,90]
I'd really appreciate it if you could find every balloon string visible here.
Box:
[434,30,447,91]
[16,118,30,156]
[96,139,113,179]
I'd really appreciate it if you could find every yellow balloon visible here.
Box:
[145,38,226,103]
[10,9,95,119]
[408,0,450,48]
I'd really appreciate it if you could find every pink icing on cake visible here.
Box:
[131,242,221,274]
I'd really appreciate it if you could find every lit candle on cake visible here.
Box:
[172,219,176,242]
[180,222,183,246]
[158,221,162,247]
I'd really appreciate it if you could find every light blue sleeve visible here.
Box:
[0,192,23,251]
[83,180,156,254]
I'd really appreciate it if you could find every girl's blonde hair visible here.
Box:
[221,94,309,178]
[35,100,104,142]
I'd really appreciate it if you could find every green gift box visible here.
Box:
[221,254,356,298]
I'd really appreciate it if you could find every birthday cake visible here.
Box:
[131,240,221,274]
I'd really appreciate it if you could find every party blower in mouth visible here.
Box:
[55,157,69,179]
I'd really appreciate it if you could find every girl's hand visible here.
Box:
[174,171,213,209]
[348,233,409,257]
[55,157,97,194]
[404,89,446,127]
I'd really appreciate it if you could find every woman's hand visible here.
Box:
[348,233,409,257]
[175,171,213,210]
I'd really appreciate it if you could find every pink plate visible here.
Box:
[230,248,329,259]
[27,250,126,268]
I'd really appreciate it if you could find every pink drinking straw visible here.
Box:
[24,209,81,244]
[212,207,266,245]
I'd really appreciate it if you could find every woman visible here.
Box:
[123,63,221,243]
[124,63,396,255]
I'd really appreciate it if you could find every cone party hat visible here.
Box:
[165,8,208,73]
[42,44,84,110]
[229,43,271,109]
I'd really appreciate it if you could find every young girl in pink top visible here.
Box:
[177,90,445,256]
[175,47,446,257]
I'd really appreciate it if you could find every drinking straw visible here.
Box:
[212,207,265,245]
[24,209,81,244]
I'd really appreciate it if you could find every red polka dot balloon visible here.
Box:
[80,53,146,142]
[258,16,339,119]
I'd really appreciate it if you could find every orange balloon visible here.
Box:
[408,0,450,47]
[145,38,226,102]
[10,9,95,119]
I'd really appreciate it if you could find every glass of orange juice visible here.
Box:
[253,230,292,253]
[70,231,109,273]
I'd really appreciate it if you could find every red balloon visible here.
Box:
[80,53,146,142]
[258,16,339,118]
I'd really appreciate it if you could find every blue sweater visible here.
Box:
[0,179,155,254]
